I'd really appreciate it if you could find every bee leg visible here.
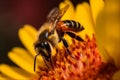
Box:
[65,31,84,41]
[43,56,50,69]
[42,56,53,70]
[61,38,71,55]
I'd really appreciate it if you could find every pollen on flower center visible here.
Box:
[32,34,118,80]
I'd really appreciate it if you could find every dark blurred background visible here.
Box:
[0,0,89,65]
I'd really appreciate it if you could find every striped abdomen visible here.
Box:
[62,20,84,32]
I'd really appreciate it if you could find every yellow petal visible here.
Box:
[59,0,75,20]
[0,73,13,80]
[90,0,104,24]
[23,24,37,39]
[8,47,44,73]
[75,2,94,38]
[18,26,36,56]
[112,70,120,80]
[0,64,31,80]
[8,47,35,74]
[12,47,34,63]
[95,0,120,67]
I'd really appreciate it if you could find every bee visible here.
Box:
[34,5,84,71]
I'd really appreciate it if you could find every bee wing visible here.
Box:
[47,4,69,33]
[47,8,59,21]
[59,4,69,19]
[47,4,69,22]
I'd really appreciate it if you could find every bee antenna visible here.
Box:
[34,54,40,72]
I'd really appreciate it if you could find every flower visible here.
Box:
[0,0,119,80]
[94,0,120,67]
[0,25,39,79]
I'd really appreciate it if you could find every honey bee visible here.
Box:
[34,5,84,71]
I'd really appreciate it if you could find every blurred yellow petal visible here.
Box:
[0,73,13,80]
[75,2,94,38]
[59,0,75,20]
[8,48,34,74]
[23,24,37,39]
[112,70,120,80]
[90,0,104,24]
[0,64,31,79]
[11,47,34,63]
[8,47,44,73]
[95,0,120,67]
[18,26,36,56]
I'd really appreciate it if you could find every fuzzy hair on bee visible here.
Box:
[34,23,59,71]
[33,4,84,72]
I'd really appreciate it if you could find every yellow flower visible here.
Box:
[0,0,119,80]
[0,25,38,79]
[95,0,120,67]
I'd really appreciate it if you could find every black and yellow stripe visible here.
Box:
[62,20,84,32]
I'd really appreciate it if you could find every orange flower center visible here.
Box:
[32,34,118,80]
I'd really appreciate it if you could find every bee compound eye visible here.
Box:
[34,42,44,48]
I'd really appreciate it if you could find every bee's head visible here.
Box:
[34,41,53,57]
[34,41,52,71]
